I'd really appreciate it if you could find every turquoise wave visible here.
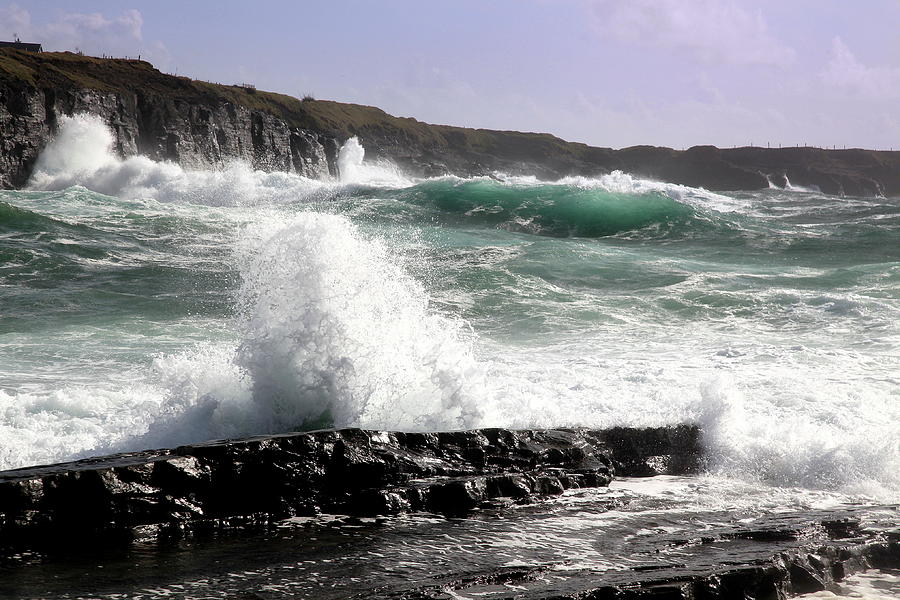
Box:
[367,179,706,238]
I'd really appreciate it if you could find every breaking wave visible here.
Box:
[0,113,897,504]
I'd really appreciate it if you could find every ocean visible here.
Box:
[1,113,898,507]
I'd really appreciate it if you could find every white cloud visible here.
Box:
[821,36,900,99]
[588,0,795,66]
[0,4,165,62]
[0,4,30,38]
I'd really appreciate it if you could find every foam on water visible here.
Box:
[799,570,900,599]
[496,171,748,213]
[0,209,486,461]
[2,114,898,505]
[3,115,483,458]
[470,334,899,501]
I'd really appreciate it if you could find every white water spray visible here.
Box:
[783,174,819,193]
[28,113,325,204]
[232,211,485,432]
[337,136,412,186]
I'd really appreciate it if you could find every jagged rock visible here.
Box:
[1,426,898,600]
[0,426,700,553]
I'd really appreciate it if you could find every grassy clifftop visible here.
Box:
[0,49,314,123]
[0,49,605,168]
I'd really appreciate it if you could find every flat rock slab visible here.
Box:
[3,426,896,599]
[0,426,699,552]
[0,477,896,600]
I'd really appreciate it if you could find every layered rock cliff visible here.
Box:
[2,48,900,196]
[0,50,339,188]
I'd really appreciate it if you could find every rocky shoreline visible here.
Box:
[3,49,900,195]
[0,426,698,550]
[0,426,897,599]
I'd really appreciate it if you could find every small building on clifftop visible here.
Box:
[0,38,43,52]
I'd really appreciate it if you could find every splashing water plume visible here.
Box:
[234,212,485,432]
[337,136,412,186]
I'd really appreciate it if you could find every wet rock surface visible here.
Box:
[0,473,897,600]
[428,512,900,600]
[0,427,897,600]
[0,426,700,553]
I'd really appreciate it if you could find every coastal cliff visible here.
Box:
[0,50,339,188]
[3,49,900,195]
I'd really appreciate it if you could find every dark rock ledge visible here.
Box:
[411,519,900,600]
[0,426,699,551]
[1,426,898,600]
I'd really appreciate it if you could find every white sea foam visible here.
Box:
[474,336,899,502]
[8,115,482,459]
[29,113,327,205]
[31,113,117,179]
[0,210,487,461]
[783,174,820,193]
[798,570,900,599]
[565,171,750,213]
[487,170,748,213]
[29,116,414,202]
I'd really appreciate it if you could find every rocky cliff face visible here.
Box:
[0,75,339,189]
[2,49,900,196]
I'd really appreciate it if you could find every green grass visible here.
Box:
[0,52,38,85]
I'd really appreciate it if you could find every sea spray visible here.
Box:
[114,210,487,450]
[337,136,412,187]
[30,113,118,182]
[6,117,485,454]
[28,113,326,205]
[233,212,484,431]
[694,375,900,498]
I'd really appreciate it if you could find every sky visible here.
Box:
[2,1,900,150]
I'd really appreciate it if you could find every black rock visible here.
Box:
[0,426,696,554]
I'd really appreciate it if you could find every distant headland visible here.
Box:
[1,48,898,196]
